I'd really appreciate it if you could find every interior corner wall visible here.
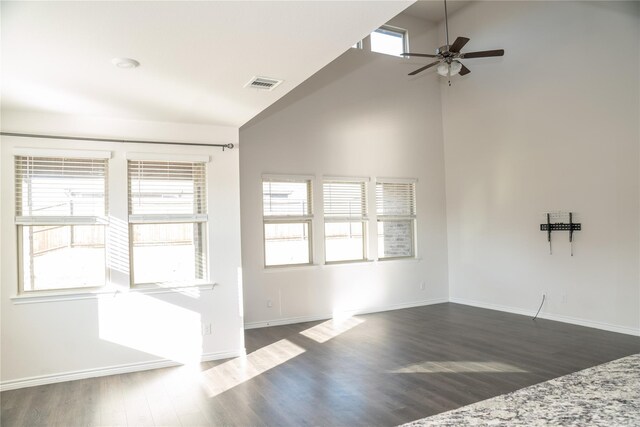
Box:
[239,13,449,327]
[0,111,244,387]
[440,1,640,334]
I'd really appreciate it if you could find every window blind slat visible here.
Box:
[128,160,207,216]
[15,156,108,218]
[323,181,367,219]
[376,182,416,217]
[263,180,312,217]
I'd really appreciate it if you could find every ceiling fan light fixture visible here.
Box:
[436,61,463,77]
[450,61,462,75]
[436,63,449,76]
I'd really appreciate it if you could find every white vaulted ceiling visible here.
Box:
[1,1,413,127]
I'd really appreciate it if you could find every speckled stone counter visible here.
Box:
[402,353,640,426]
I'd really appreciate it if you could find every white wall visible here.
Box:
[0,111,244,388]
[441,1,640,334]
[239,13,450,327]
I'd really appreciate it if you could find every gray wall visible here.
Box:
[239,13,450,327]
[441,1,640,334]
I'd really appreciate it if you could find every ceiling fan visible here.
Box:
[402,0,504,81]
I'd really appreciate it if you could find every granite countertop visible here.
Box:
[402,353,640,427]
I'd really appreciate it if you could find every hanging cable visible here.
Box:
[532,294,546,320]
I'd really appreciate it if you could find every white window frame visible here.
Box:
[5,138,220,303]
[14,149,111,294]
[262,175,314,268]
[127,157,210,287]
[370,24,408,57]
[323,177,369,264]
[375,178,417,260]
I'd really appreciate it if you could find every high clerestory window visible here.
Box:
[371,25,407,57]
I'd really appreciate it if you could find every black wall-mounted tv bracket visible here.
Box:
[540,212,581,256]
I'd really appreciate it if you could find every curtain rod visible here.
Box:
[0,132,235,151]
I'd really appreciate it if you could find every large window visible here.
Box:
[263,177,313,267]
[323,179,367,263]
[15,154,108,291]
[128,160,208,286]
[370,25,407,57]
[376,180,416,259]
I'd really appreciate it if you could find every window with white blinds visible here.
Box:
[323,181,367,219]
[262,177,313,266]
[15,155,108,292]
[127,160,208,286]
[376,180,416,259]
[263,180,312,218]
[323,180,368,263]
[376,182,416,218]
[128,160,207,221]
[15,156,108,222]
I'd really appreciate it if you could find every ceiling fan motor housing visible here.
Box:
[437,46,458,58]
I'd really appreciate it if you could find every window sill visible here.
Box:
[263,264,319,273]
[377,257,422,263]
[10,283,216,304]
[261,258,423,273]
[323,259,374,267]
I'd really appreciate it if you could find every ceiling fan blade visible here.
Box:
[449,37,470,53]
[408,61,441,76]
[462,49,505,59]
[401,52,438,58]
[459,63,471,76]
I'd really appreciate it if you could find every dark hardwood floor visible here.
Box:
[2,303,639,426]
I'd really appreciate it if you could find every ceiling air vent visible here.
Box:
[244,76,283,91]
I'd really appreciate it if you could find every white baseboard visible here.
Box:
[244,297,449,330]
[0,348,245,392]
[449,297,640,337]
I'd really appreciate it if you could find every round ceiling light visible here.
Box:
[112,58,140,69]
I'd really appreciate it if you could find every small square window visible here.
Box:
[371,26,406,57]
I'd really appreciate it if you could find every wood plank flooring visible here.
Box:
[2,303,639,426]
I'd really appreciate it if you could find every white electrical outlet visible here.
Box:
[561,293,568,304]
[420,281,426,290]
[267,299,273,308]
[202,323,212,336]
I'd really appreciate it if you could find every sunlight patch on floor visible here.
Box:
[299,316,365,343]
[200,339,305,397]
[390,361,528,374]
